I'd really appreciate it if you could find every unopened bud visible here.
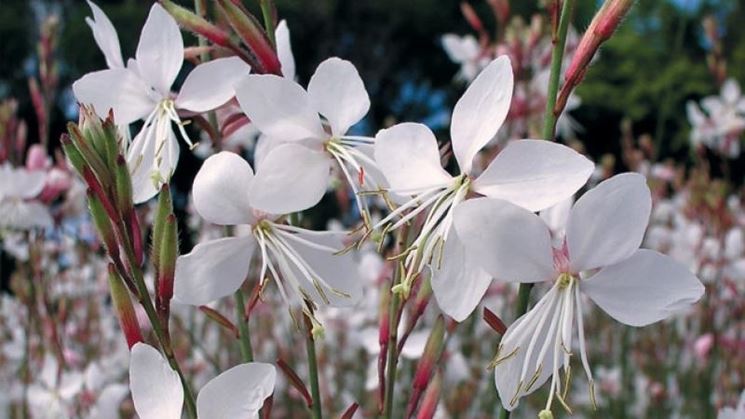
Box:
[416,371,442,419]
[460,2,484,33]
[88,189,119,259]
[199,305,239,337]
[151,184,173,278]
[108,264,143,348]
[276,358,313,407]
[157,214,178,317]
[406,316,446,417]
[215,0,281,75]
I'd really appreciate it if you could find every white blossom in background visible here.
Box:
[235,57,384,220]
[0,164,52,229]
[453,173,704,413]
[687,78,745,158]
[129,343,275,419]
[374,56,593,320]
[174,151,362,330]
[73,3,251,203]
[27,355,84,419]
[441,33,488,82]
[718,390,745,419]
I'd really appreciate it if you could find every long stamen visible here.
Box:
[574,284,597,409]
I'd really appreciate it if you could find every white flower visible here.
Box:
[173,152,363,328]
[373,56,594,320]
[718,391,745,419]
[275,20,296,80]
[73,4,251,203]
[441,33,488,82]
[0,164,52,230]
[27,355,84,419]
[234,57,382,218]
[453,173,704,412]
[129,343,275,419]
[687,79,745,158]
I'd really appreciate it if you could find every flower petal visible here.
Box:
[494,292,557,411]
[721,78,741,104]
[235,74,325,142]
[129,343,183,419]
[450,56,513,174]
[581,249,704,327]
[135,3,183,95]
[441,34,480,63]
[431,226,492,321]
[249,143,330,214]
[307,57,370,136]
[86,1,124,69]
[197,363,276,419]
[277,229,363,307]
[472,140,593,212]
[566,173,652,272]
[192,151,255,225]
[373,123,453,194]
[275,20,296,80]
[453,198,554,283]
[174,236,255,306]
[72,69,155,124]
[176,57,251,113]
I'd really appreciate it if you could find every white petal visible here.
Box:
[249,143,330,214]
[6,167,46,199]
[494,293,557,411]
[373,123,453,194]
[129,343,183,419]
[235,74,325,142]
[453,198,555,283]
[566,173,652,272]
[127,127,159,204]
[135,4,183,95]
[89,384,129,419]
[174,236,255,306]
[192,151,255,225]
[176,57,251,113]
[539,196,573,238]
[581,250,704,327]
[0,201,52,230]
[721,78,741,104]
[280,229,363,307]
[441,34,480,63]
[72,69,155,124]
[472,140,593,212]
[197,363,276,419]
[431,226,492,321]
[450,56,514,174]
[275,20,296,80]
[307,57,370,136]
[86,1,124,69]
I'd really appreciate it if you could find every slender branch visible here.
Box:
[542,0,576,141]
[234,288,255,362]
[304,313,323,419]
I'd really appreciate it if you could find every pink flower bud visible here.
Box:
[25,144,49,170]
[694,333,714,361]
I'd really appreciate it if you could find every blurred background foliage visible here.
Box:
[0,0,743,175]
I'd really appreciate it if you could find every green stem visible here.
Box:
[541,0,576,141]
[383,290,401,419]
[305,315,323,419]
[234,289,254,362]
[259,0,276,47]
[498,1,574,417]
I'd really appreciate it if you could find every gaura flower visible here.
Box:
[129,343,275,419]
[373,56,593,319]
[441,33,488,82]
[718,390,745,419]
[0,164,52,230]
[686,78,745,158]
[73,3,251,203]
[234,57,383,219]
[174,151,362,330]
[452,173,704,413]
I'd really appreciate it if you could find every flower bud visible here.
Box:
[216,0,282,75]
[108,264,143,348]
[276,358,313,407]
[198,305,239,337]
[406,315,446,417]
[157,214,178,318]
[88,189,119,259]
[151,184,173,278]
[416,371,442,419]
